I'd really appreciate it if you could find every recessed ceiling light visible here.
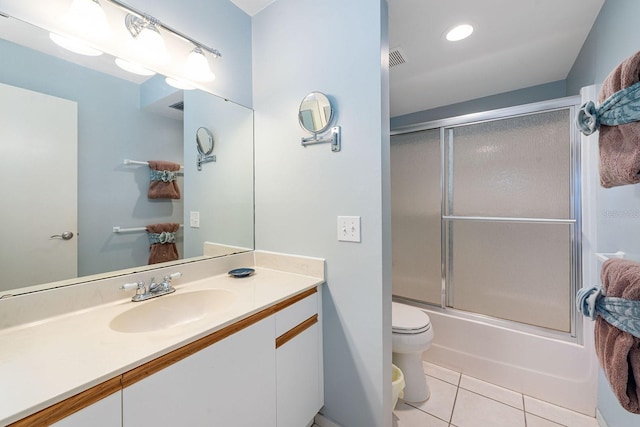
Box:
[445,24,474,42]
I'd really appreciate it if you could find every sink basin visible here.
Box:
[110,289,236,333]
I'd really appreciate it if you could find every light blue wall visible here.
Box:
[252,1,391,426]
[568,1,640,426]
[183,91,254,257]
[0,38,184,277]
[566,0,640,94]
[390,80,567,129]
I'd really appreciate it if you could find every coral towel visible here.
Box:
[597,258,640,413]
[146,223,179,265]
[148,160,181,199]
[598,51,640,188]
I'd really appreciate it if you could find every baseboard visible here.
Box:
[314,412,342,427]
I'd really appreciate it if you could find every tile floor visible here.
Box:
[393,362,600,427]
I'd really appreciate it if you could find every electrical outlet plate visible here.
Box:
[337,216,361,242]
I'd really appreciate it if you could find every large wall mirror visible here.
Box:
[0,6,253,297]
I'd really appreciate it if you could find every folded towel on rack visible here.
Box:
[146,223,180,265]
[596,258,640,413]
[148,160,181,199]
[598,51,640,188]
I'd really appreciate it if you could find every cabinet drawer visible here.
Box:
[275,290,318,337]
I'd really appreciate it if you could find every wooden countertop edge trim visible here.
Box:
[8,377,122,427]
[275,314,318,349]
[10,286,318,426]
[271,286,317,312]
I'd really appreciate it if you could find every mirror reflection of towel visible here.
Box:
[146,223,180,265]
[148,160,181,199]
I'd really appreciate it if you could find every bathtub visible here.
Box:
[420,307,598,416]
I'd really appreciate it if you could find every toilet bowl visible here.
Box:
[392,302,433,403]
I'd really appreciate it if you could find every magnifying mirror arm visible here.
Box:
[301,126,341,152]
[197,153,217,171]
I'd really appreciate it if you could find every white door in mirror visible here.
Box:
[0,82,78,290]
[337,216,361,242]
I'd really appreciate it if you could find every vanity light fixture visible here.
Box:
[115,58,156,76]
[52,0,224,84]
[49,32,103,56]
[185,46,216,82]
[125,14,169,65]
[65,0,110,39]
[445,24,474,42]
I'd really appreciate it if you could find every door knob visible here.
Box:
[50,231,74,240]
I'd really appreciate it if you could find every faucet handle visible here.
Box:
[164,272,182,281]
[120,281,144,291]
[120,281,146,295]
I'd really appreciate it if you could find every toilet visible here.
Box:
[392,302,434,403]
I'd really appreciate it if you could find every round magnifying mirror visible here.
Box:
[196,127,214,156]
[298,92,333,134]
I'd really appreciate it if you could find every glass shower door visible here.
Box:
[444,109,577,332]
[391,129,442,305]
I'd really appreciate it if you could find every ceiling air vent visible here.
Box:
[168,101,184,111]
[389,47,406,68]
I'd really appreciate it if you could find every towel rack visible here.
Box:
[123,159,184,169]
[596,251,626,262]
[113,224,184,233]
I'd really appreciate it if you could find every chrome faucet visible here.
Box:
[120,272,182,302]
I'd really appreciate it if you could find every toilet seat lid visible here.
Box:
[392,302,431,333]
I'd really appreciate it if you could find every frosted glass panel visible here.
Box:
[391,130,441,305]
[449,110,571,218]
[448,221,572,331]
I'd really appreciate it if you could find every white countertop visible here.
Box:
[0,254,324,425]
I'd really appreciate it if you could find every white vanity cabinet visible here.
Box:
[10,286,323,427]
[120,289,323,427]
[122,316,277,427]
[50,391,121,427]
[275,292,323,427]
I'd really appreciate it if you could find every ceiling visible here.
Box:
[230,0,274,17]
[388,0,604,117]
[4,1,605,119]
[233,0,605,118]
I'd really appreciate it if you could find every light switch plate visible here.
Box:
[190,211,200,228]
[337,216,361,242]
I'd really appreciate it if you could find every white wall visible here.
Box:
[252,1,391,426]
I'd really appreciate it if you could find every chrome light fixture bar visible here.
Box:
[107,0,222,59]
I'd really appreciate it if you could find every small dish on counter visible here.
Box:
[228,268,255,278]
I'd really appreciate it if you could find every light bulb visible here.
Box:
[115,58,156,76]
[49,32,103,56]
[133,23,169,65]
[185,47,215,82]
[445,24,474,42]
[66,0,110,39]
